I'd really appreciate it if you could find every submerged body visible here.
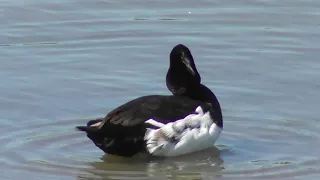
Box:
[76,44,223,157]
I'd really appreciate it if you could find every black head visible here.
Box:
[166,44,201,95]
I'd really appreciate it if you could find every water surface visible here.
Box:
[1,0,320,179]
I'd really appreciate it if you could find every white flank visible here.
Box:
[144,106,222,156]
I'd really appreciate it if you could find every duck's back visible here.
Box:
[105,95,207,126]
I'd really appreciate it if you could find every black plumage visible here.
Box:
[76,44,223,157]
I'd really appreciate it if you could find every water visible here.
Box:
[1,0,320,179]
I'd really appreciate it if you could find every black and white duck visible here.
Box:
[76,44,223,157]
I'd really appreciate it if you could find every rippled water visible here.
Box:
[1,0,320,179]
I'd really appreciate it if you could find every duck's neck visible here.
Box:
[185,84,223,122]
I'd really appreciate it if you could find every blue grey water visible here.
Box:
[1,0,320,179]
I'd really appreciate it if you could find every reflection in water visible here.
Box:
[77,148,224,180]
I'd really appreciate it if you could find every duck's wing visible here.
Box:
[76,95,203,135]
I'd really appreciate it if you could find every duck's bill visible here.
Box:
[182,57,195,75]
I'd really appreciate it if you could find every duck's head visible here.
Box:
[166,44,201,95]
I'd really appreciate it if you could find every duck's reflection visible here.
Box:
[77,147,224,180]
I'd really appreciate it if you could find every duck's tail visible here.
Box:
[76,119,145,157]
[76,118,114,153]
[76,119,103,132]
